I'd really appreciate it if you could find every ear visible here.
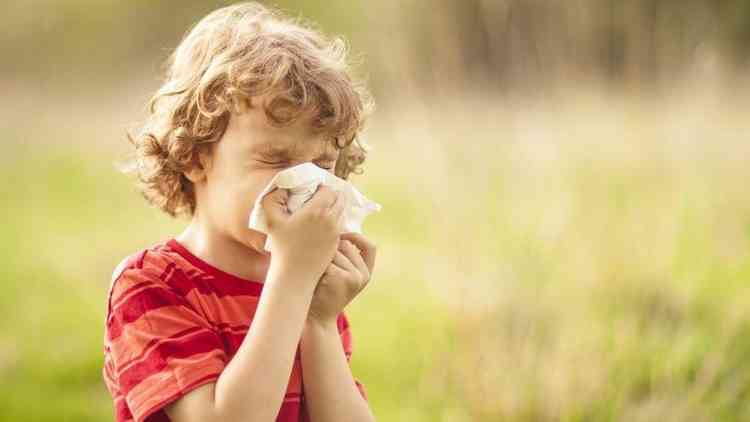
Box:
[183,144,212,183]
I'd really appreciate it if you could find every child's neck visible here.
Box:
[175,217,271,283]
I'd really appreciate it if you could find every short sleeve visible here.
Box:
[104,266,228,422]
[338,312,368,402]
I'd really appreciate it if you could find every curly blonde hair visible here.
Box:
[123,2,375,218]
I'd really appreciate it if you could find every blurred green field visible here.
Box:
[2,88,750,421]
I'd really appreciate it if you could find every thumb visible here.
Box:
[261,188,290,228]
[298,184,337,214]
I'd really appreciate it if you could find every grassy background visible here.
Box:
[3,87,750,421]
[3,0,750,420]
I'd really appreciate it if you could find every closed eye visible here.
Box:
[315,162,335,171]
[257,159,289,167]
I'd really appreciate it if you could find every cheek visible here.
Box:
[234,172,279,225]
[202,182,249,228]
[240,177,278,253]
[204,165,280,228]
[246,172,278,208]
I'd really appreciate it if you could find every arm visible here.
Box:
[299,317,375,422]
[165,185,346,422]
[164,261,317,422]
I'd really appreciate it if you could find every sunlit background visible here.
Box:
[3,1,750,421]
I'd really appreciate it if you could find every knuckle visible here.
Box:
[317,186,333,198]
[346,278,359,291]
[312,208,328,220]
[358,236,374,250]
[350,271,363,284]
[318,216,332,230]
[324,215,339,230]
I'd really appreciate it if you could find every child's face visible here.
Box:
[193,102,339,255]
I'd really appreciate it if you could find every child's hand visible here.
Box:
[307,232,376,324]
[262,185,346,286]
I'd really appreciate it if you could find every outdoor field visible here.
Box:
[2,1,750,421]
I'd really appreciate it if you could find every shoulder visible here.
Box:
[109,240,179,286]
[103,242,228,422]
[105,240,187,321]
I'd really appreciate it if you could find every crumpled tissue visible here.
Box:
[248,162,381,251]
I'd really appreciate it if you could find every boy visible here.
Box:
[102,2,377,422]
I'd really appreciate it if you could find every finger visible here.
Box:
[261,187,289,208]
[339,239,369,282]
[323,261,364,297]
[301,184,336,212]
[328,191,346,222]
[340,232,376,275]
[261,187,290,225]
[322,261,349,280]
[332,249,356,273]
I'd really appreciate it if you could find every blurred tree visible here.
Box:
[3,0,749,94]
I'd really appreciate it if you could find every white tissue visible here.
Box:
[248,162,382,252]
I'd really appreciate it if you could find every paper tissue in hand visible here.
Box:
[247,162,382,252]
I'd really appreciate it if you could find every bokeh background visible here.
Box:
[3,1,750,421]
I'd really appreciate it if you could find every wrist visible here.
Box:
[304,315,338,332]
[266,257,317,295]
[300,317,338,352]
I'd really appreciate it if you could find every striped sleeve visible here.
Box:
[338,312,368,402]
[105,266,228,422]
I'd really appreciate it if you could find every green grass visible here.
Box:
[2,90,750,421]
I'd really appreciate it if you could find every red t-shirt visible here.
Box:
[102,238,367,422]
